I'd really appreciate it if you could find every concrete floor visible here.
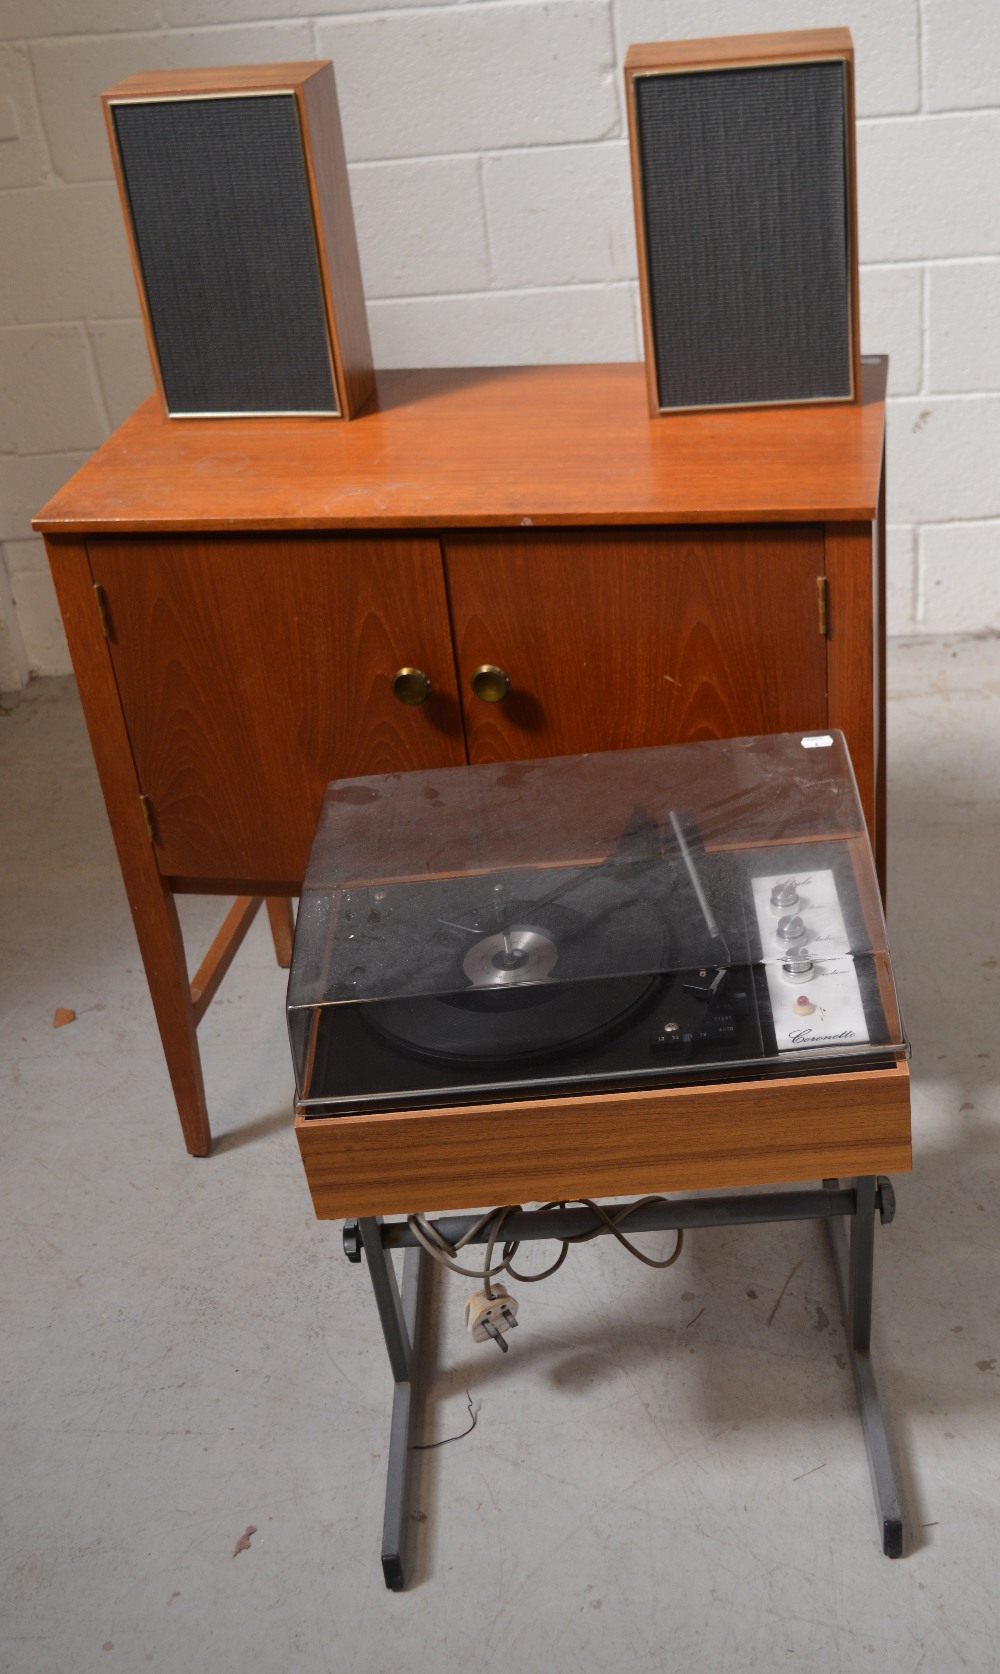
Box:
[2,641,999,1674]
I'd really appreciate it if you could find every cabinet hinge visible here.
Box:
[139,795,156,845]
[817,575,829,638]
[93,582,112,639]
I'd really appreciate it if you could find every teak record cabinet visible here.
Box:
[35,360,891,1157]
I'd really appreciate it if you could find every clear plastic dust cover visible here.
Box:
[288,732,908,1115]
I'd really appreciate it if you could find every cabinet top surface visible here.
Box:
[35,360,887,536]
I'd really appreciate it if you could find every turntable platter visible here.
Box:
[462,925,559,987]
[364,884,667,1064]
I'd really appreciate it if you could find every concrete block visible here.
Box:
[0,557,29,691]
[887,397,1000,525]
[0,0,161,40]
[858,114,1000,263]
[0,326,105,455]
[317,4,618,162]
[615,0,919,117]
[0,183,137,325]
[0,451,89,542]
[885,525,916,634]
[925,0,1000,113]
[629,283,644,356]
[484,143,636,288]
[8,565,70,676]
[919,522,1000,633]
[367,283,638,369]
[2,536,48,575]
[929,262,1000,394]
[31,21,314,183]
[88,320,154,431]
[859,266,922,397]
[163,0,452,20]
[0,44,48,188]
[350,158,489,299]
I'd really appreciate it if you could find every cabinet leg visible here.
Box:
[265,897,295,969]
[129,873,211,1157]
[44,536,211,1156]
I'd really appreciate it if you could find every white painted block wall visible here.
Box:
[0,0,997,687]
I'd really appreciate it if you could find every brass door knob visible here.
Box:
[392,667,431,706]
[470,664,511,703]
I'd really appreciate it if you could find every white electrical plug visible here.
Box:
[465,1284,519,1352]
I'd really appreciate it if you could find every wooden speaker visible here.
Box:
[103,62,374,420]
[625,29,860,415]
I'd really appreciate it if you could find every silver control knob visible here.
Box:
[781,948,815,984]
[770,880,800,913]
[776,913,806,945]
[767,883,800,910]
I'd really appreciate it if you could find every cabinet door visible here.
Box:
[444,527,827,761]
[89,534,465,884]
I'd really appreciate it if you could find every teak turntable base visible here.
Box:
[296,1062,911,1220]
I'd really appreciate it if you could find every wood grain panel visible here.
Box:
[825,521,877,853]
[298,62,375,419]
[88,533,465,882]
[625,29,853,74]
[445,526,828,762]
[296,1062,911,1219]
[875,448,888,895]
[34,361,888,537]
[101,63,327,99]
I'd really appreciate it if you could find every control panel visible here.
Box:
[751,869,870,1052]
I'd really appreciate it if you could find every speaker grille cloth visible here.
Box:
[113,94,338,414]
[635,61,852,409]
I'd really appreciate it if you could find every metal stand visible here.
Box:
[824,1176,904,1558]
[356,1218,429,1590]
[350,1176,903,1588]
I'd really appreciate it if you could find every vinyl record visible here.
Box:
[364,889,667,1064]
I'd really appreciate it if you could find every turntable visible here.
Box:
[290,733,912,1586]
[290,732,909,1214]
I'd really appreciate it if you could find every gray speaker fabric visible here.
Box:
[634,61,852,410]
[113,94,338,414]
